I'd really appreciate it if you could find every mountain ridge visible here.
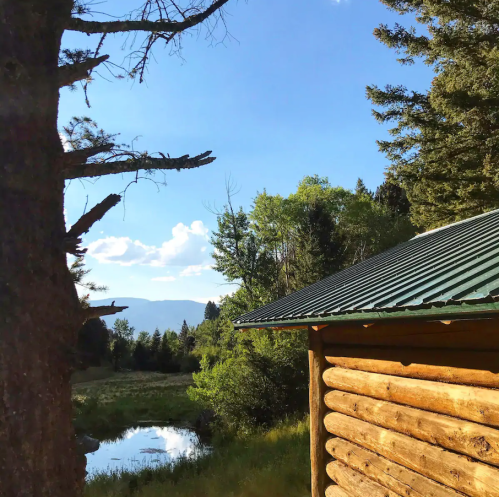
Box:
[92,297,206,337]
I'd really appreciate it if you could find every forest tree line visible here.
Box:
[76,0,499,434]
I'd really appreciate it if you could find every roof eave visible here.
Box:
[232,302,499,330]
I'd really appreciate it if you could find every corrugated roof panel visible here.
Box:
[234,209,499,325]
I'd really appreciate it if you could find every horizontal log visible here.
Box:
[325,390,499,466]
[323,367,499,427]
[324,347,499,387]
[327,438,465,497]
[324,412,499,497]
[327,460,402,497]
[321,319,499,350]
[325,486,352,497]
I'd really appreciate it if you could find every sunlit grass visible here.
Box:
[73,372,202,440]
[85,418,311,497]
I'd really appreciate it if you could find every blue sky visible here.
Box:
[61,0,431,304]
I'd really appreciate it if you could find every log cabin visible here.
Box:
[233,209,499,497]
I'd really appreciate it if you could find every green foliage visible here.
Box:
[77,318,110,368]
[369,0,499,228]
[72,372,201,441]
[111,319,135,371]
[189,329,308,431]
[292,201,343,288]
[204,301,220,321]
[212,175,416,319]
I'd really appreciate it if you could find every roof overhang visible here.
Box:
[233,302,499,330]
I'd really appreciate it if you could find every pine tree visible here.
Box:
[157,333,175,373]
[355,178,371,197]
[292,201,343,289]
[375,180,411,216]
[150,328,162,356]
[204,301,221,321]
[1,2,237,494]
[368,0,499,228]
[132,342,149,371]
[179,320,191,354]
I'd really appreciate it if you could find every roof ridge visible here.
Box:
[412,208,499,240]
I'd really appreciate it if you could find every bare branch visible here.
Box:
[85,305,129,320]
[67,0,230,34]
[58,55,110,87]
[67,194,122,239]
[64,194,121,255]
[63,151,215,179]
[64,144,115,167]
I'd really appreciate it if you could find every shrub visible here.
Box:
[188,330,308,431]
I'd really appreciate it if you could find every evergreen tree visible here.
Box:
[355,178,371,197]
[132,341,149,371]
[157,333,176,373]
[375,180,411,216]
[150,328,162,356]
[76,318,110,368]
[292,201,343,289]
[179,320,191,354]
[369,0,499,228]
[204,301,221,321]
[1,2,238,493]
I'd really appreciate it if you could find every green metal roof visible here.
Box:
[233,209,499,328]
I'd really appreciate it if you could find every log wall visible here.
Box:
[315,317,499,497]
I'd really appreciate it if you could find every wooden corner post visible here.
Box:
[309,326,327,497]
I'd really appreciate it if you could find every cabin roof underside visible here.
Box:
[233,209,499,328]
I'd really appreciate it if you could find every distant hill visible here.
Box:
[91,298,206,336]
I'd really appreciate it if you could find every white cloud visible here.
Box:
[60,133,71,152]
[152,276,176,282]
[86,221,209,267]
[180,264,213,277]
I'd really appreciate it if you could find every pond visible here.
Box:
[86,425,207,477]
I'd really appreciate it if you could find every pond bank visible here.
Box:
[85,419,310,497]
[72,372,202,441]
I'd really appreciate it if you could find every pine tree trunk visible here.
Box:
[0,1,85,495]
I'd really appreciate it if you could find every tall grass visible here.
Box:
[73,372,202,440]
[85,418,311,497]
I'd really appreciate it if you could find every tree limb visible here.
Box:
[67,0,230,34]
[85,305,128,320]
[64,144,114,167]
[65,194,121,255]
[58,55,110,87]
[63,151,215,179]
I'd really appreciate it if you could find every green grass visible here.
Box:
[73,372,203,440]
[85,418,311,497]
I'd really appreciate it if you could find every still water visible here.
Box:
[86,426,204,477]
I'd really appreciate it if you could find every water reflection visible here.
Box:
[86,426,204,477]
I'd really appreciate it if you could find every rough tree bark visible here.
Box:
[0,1,85,496]
[0,1,231,495]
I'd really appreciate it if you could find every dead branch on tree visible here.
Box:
[64,144,115,166]
[85,305,129,320]
[67,0,230,34]
[58,55,110,87]
[63,151,215,179]
[65,194,122,255]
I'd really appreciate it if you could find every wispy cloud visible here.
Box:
[151,276,176,282]
[86,221,209,267]
[180,264,213,277]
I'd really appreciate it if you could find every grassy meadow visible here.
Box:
[73,371,202,440]
[85,418,310,497]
